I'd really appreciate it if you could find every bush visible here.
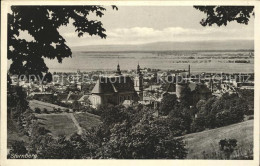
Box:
[219,139,237,159]
[244,109,254,116]
[57,108,62,113]
[35,107,41,114]
[8,141,28,158]
[43,108,49,114]
[248,116,254,120]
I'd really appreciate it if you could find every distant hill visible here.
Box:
[71,40,254,52]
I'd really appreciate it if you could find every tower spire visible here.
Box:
[188,64,190,77]
[134,62,143,101]
[116,56,122,75]
[137,62,141,75]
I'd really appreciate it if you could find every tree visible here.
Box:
[7,86,29,119]
[34,107,41,114]
[238,89,254,115]
[167,104,193,135]
[101,110,187,159]
[219,139,237,159]
[72,101,81,111]
[192,93,247,131]
[99,105,130,127]
[43,108,49,114]
[179,86,193,106]
[43,72,53,83]
[194,6,254,26]
[8,141,28,158]
[7,74,12,89]
[8,6,118,76]
[160,94,178,115]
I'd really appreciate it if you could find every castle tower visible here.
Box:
[134,63,143,101]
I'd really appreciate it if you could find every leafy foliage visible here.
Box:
[34,107,41,114]
[238,89,254,115]
[98,108,187,159]
[43,72,53,83]
[219,139,237,159]
[7,85,29,119]
[8,6,117,76]
[21,105,187,159]
[160,94,177,115]
[8,141,28,155]
[192,93,248,132]
[167,105,193,136]
[194,6,254,26]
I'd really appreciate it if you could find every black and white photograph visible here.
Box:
[1,1,259,164]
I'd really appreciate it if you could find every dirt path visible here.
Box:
[67,113,83,135]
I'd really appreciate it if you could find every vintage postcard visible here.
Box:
[1,1,259,166]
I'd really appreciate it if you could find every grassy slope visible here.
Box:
[29,100,71,112]
[35,112,101,138]
[73,112,101,131]
[183,120,253,159]
[35,113,78,138]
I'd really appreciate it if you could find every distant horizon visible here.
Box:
[70,39,254,52]
[71,39,254,48]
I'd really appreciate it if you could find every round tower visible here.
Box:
[176,83,187,99]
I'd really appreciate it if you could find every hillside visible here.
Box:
[71,40,254,52]
[183,120,253,159]
[34,112,101,138]
[29,100,72,112]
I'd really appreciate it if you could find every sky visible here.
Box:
[20,6,254,47]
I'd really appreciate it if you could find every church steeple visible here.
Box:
[134,63,143,101]
[137,62,142,75]
[116,63,122,75]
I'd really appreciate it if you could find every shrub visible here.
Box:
[244,109,254,116]
[57,108,62,113]
[219,139,237,159]
[35,107,41,114]
[43,108,49,114]
[248,116,254,120]
[8,141,28,158]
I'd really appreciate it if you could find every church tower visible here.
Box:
[115,63,122,76]
[134,63,143,101]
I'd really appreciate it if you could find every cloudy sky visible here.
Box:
[22,6,255,47]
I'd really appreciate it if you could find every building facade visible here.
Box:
[89,64,143,108]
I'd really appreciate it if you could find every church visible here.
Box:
[89,63,143,108]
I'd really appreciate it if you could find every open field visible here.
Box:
[74,112,101,131]
[35,113,78,137]
[29,100,71,112]
[183,120,253,159]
